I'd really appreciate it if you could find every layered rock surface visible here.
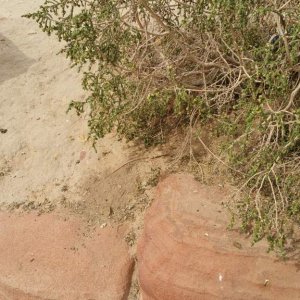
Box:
[138,174,300,300]
[0,212,133,300]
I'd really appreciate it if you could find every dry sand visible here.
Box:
[0,0,168,224]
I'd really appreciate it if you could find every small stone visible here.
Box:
[61,185,68,192]
[109,207,114,216]
[233,241,242,249]
[264,279,270,287]
[127,204,135,210]
[0,128,7,134]
[102,150,111,156]
[100,223,107,229]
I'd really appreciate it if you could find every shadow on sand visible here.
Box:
[0,33,34,85]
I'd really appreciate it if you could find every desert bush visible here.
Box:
[25,0,300,252]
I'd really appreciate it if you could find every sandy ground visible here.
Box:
[0,0,168,226]
[0,4,171,298]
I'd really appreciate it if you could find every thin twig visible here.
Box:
[108,154,169,177]
[196,135,245,176]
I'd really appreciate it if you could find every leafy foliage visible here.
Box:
[25,0,300,252]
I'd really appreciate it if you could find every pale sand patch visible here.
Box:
[0,0,168,219]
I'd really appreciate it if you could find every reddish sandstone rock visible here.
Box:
[0,212,133,300]
[138,174,300,300]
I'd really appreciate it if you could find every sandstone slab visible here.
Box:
[138,174,300,300]
[0,212,133,300]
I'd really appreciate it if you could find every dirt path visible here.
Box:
[0,0,167,224]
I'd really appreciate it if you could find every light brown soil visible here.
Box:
[0,0,172,226]
[0,8,175,300]
[0,5,178,298]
